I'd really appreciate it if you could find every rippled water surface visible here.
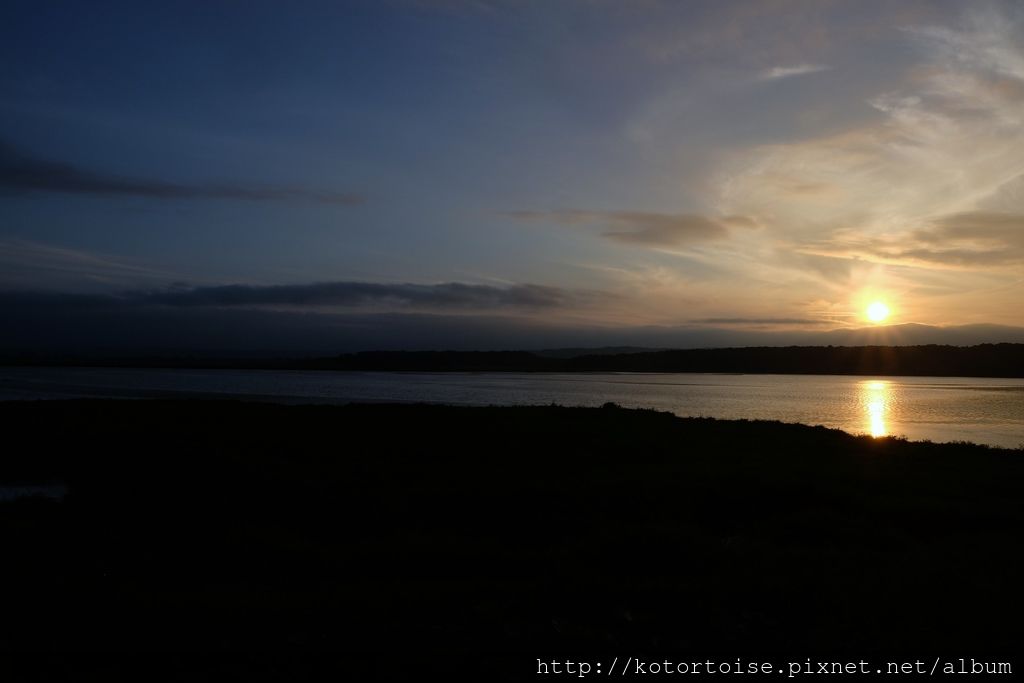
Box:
[1,367,1022,448]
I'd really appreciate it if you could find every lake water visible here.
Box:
[1,367,1022,449]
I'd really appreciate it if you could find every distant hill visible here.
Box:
[5,340,1024,378]
[604,322,1024,349]
[532,346,664,359]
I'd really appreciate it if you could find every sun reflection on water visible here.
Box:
[860,380,890,437]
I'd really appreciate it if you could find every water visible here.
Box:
[0,367,1022,449]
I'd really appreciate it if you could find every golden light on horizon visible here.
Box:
[866,301,890,324]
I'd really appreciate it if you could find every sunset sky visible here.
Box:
[3,0,1024,353]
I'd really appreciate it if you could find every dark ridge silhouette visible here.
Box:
[1,400,1021,671]
[4,343,1024,377]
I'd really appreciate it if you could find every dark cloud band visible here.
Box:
[0,141,364,205]
[0,281,599,312]
[690,317,829,325]
[134,281,590,309]
[504,210,755,247]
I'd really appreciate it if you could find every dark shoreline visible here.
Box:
[4,343,1024,378]
[1,400,1022,671]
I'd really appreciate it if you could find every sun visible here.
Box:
[866,301,890,324]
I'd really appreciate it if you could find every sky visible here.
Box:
[3,0,1024,354]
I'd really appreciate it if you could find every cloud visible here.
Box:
[0,280,617,356]
[690,317,829,326]
[0,141,365,205]
[920,210,1024,242]
[896,211,1024,266]
[505,210,755,247]
[0,279,610,316]
[0,284,612,356]
[908,12,1024,83]
[759,63,830,80]
[804,211,1024,268]
[716,6,1024,272]
[130,281,599,310]
[0,239,179,290]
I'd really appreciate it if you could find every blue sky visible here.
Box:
[3,0,1024,352]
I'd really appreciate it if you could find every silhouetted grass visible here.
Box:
[0,400,1021,672]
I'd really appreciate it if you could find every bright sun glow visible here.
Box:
[866,301,890,323]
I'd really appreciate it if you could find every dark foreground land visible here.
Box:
[1,401,1023,676]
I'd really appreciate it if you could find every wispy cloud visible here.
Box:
[718,7,1024,260]
[0,140,365,205]
[504,210,755,247]
[908,11,1024,83]
[758,63,830,81]
[0,239,186,290]
[815,211,1024,268]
